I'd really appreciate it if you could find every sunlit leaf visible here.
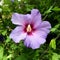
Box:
[2,30,7,36]
[3,56,7,60]
[44,5,53,15]
[49,38,56,49]
[52,7,60,12]
[7,54,13,59]
[0,46,4,60]
[52,53,60,60]
[51,24,60,32]
[5,36,11,43]
[0,8,2,12]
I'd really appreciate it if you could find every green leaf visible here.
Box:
[49,38,56,49]
[0,8,2,12]
[2,5,11,12]
[52,7,60,12]
[15,54,28,60]
[52,53,60,60]
[0,46,4,60]
[44,5,53,15]
[26,4,34,11]
[3,56,7,60]
[4,0,11,4]
[2,30,7,36]
[5,36,11,43]
[7,54,13,59]
[51,24,60,32]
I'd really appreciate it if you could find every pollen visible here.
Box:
[27,24,32,32]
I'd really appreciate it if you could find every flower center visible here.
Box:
[26,24,32,32]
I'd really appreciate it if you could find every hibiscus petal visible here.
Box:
[31,9,42,28]
[25,14,32,23]
[24,33,46,49]
[40,21,51,29]
[11,13,28,25]
[35,21,51,38]
[34,30,48,39]
[10,26,27,43]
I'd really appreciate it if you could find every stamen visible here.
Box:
[27,24,32,32]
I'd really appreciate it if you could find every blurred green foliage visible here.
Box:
[0,0,60,60]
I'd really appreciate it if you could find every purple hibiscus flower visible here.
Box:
[10,9,51,49]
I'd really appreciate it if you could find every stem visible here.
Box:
[40,47,49,60]
[42,2,56,21]
[42,14,48,21]
[55,33,60,40]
